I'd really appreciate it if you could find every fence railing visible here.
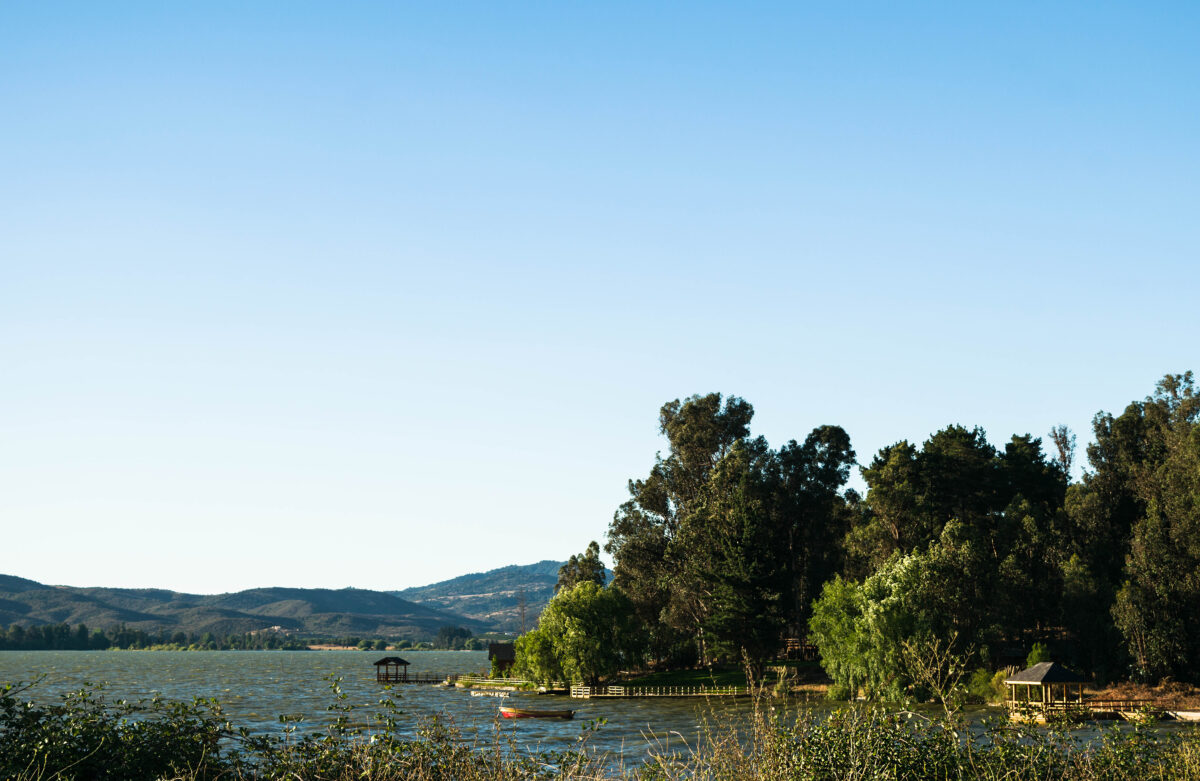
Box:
[1006,697,1157,712]
[456,675,534,686]
[376,671,465,683]
[1082,698,1158,711]
[570,684,747,698]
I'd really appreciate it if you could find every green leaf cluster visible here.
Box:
[557,541,607,593]
[513,581,644,686]
[606,393,855,673]
[1110,372,1200,680]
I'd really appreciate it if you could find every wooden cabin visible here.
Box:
[488,642,515,673]
[374,656,411,682]
[1004,661,1087,720]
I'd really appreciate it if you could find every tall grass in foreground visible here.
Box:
[643,705,1200,780]
[3,678,1200,780]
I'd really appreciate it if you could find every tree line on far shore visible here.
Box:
[0,622,499,653]
[0,623,309,651]
[515,372,1200,694]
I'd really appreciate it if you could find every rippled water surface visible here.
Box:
[0,650,792,766]
[11,651,1184,767]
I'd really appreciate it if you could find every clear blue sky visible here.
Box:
[2,2,1196,593]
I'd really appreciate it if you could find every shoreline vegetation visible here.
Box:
[509,374,1200,718]
[3,679,1199,780]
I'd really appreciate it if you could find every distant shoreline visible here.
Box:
[0,646,488,653]
[306,644,366,651]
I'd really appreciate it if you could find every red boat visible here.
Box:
[499,705,575,719]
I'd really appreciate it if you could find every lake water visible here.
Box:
[8,650,1189,768]
[0,650,796,767]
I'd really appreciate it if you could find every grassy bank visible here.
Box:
[4,678,1200,780]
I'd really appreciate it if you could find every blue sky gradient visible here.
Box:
[2,2,1197,592]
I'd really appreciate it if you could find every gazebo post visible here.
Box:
[374,656,412,684]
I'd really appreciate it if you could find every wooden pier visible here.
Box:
[570,684,748,699]
[457,676,533,686]
[1079,698,1157,720]
[376,671,464,684]
[374,655,478,684]
[1007,698,1166,723]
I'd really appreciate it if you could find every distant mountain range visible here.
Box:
[0,562,567,639]
[393,560,563,633]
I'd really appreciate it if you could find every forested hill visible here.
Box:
[0,577,490,639]
[0,574,45,593]
[393,560,564,632]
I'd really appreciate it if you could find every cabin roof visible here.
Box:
[373,656,410,666]
[1005,661,1087,684]
[488,642,515,662]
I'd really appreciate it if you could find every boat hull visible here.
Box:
[499,706,574,720]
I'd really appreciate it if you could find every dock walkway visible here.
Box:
[1008,698,1165,722]
[376,671,464,684]
[571,684,748,699]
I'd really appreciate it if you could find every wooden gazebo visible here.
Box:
[374,656,411,682]
[1005,661,1087,717]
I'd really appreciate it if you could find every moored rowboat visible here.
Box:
[499,705,574,719]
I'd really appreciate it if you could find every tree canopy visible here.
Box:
[604,392,855,673]
[512,581,642,686]
[556,541,607,593]
[517,374,1200,699]
[1111,372,1200,680]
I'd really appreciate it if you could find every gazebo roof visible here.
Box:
[1005,661,1087,685]
[373,656,410,666]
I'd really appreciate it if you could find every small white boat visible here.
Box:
[470,690,509,698]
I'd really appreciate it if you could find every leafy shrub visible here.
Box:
[967,667,1009,703]
[0,679,234,781]
[1028,641,1052,666]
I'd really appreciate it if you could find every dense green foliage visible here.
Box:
[0,680,229,780]
[1110,374,1200,681]
[807,373,1200,695]
[513,581,643,685]
[604,393,855,673]
[557,541,608,593]
[588,375,1199,696]
[432,625,474,649]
